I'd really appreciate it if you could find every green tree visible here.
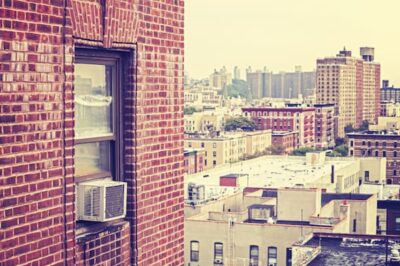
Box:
[225,79,250,99]
[224,117,257,131]
[292,147,317,156]
[184,106,198,115]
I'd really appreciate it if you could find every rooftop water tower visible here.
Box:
[360,47,375,62]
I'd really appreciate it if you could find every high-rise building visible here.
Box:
[0,1,184,265]
[316,47,381,137]
[209,68,232,89]
[234,66,241,80]
[246,67,316,99]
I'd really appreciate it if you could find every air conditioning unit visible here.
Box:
[77,179,127,222]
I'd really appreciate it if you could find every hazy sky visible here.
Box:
[185,0,400,85]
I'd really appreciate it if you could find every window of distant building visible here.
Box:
[214,242,223,264]
[395,151,397,158]
[394,170,397,176]
[364,171,370,182]
[268,246,278,266]
[394,142,398,148]
[395,218,400,231]
[213,160,217,166]
[350,150,353,156]
[362,141,366,146]
[350,140,354,147]
[286,248,292,266]
[353,219,357,232]
[188,142,192,148]
[383,142,387,147]
[213,142,217,148]
[368,141,371,147]
[213,151,217,157]
[249,245,259,266]
[74,50,124,184]
[190,241,199,262]
[375,151,379,157]
[383,151,386,157]
[375,141,379,147]
[201,142,204,148]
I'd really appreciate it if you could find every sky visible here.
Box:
[185,0,400,85]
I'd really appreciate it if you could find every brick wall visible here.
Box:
[75,222,131,265]
[0,0,184,265]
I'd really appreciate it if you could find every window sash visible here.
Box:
[74,50,123,182]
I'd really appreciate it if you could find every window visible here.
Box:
[362,141,366,146]
[375,151,379,157]
[375,141,379,147]
[395,142,398,148]
[353,219,357,232]
[249,245,259,266]
[190,241,199,262]
[383,151,386,157]
[201,142,205,148]
[188,142,192,148]
[368,141,371,147]
[213,142,217,148]
[213,151,217,157]
[395,151,397,158]
[394,170,397,176]
[350,140,354,147]
[74,51,123,183]
[213,160,217,166]
[214,242,223,264]
[286,247,292,266]
[268,247,277,266]
[350,150,353,156]
[364,171,370,181]
[396,218,400,231]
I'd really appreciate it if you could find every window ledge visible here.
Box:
[76,219,128,243]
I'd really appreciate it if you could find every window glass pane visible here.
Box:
[75,141,111,176]
[75,64,113,139]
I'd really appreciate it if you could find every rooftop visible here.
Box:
[185,155,354,192]
[306,235,400,266]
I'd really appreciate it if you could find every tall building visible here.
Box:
[316,47,381,137]
[0,1,184,265]
[381,80,400,103]
[210,68,232,89]
[233,66,241,80]
[246,67,316,99]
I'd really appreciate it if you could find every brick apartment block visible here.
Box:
[0,1,184,265]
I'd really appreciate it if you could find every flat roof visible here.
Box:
[321,193,372,206]
[185,155,354,191]
[306,236,390,266]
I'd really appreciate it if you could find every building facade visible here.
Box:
[184,130,272,170]
[316,48,381,137]
[185,187,377,266]
[243,107,315,147]
[348,131,400,184]
[246,68,316,99]
[381,80,400,103]
[0,1,184,265]
[184,149,206,175]
[272,131,299,154]
[314,104,335,148]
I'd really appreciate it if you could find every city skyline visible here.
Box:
[186,0,400,85]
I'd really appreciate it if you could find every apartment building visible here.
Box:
[348,130,400,184]
[184,149,206,175]
[314,104,335,148]
[184,110,230,133]
[184,130,272,170]
[209,67,232,89]
[316,47,381,137]
[0,1,184,265]
[272,131,299,154]
[185,187,377,266]
[381,80,400,103]
[246,67,315,99]
[242,107,315,147]
[381,102,400,117]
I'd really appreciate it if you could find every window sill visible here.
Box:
[76,219,128,242]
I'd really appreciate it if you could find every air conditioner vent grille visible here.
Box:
[105,185,125,218]
[84,186,100,217]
